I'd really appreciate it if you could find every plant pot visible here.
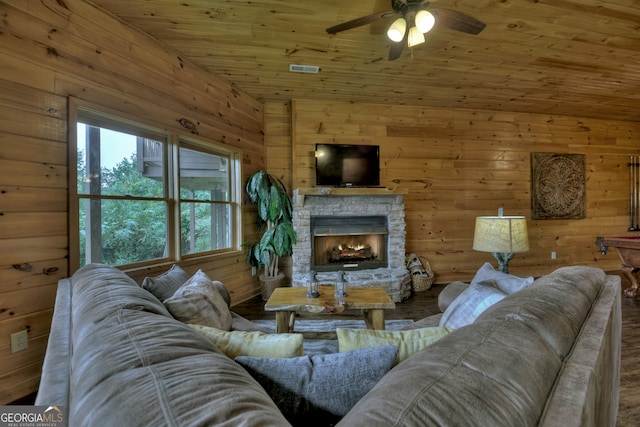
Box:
[259,272,286,300]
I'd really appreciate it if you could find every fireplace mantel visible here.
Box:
[293,187,408,206]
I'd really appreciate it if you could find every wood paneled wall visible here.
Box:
[0,0,264,403]
[2,0,639,406]
[263,101,294,277]
[287,99,640,283]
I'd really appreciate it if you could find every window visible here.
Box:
[71,103,241,269]
[178,143,233,255]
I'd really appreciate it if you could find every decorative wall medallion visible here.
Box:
[531,153,586,219]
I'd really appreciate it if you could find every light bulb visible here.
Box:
[415,10,436,33]
[387,18,407,42]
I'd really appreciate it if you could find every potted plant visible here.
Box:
[245,170,297,299]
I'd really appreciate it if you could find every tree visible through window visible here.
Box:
[74,111,239,268]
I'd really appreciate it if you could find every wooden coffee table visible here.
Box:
[264,285,395,333]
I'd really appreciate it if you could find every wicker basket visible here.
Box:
[412,260,434,292]
[406,253,434,292]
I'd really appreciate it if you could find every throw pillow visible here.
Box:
[439,279,506,329]
[336,327,450,363]
[190,325,304,359]
[142,264,190,302]
[471,262,534,294]
[211,280,232,308]
[235,345,398,426]
[142,265,233,307]
[164,270,233,331]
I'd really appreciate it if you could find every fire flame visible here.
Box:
[338,243,367,251]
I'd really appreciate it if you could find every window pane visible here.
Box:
[180,202,231,255]
[77,123,165,198]
[179,146,229,202]
[79,198,168,266]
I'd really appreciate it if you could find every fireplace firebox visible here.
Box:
[311,216,388,272]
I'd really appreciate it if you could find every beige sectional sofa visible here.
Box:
[36,264,621,426]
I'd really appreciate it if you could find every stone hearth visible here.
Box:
[291,188,411,302]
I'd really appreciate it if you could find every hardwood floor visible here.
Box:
[617,271,640,427]
[233,271,639,426]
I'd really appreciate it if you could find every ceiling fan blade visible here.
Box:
[388,26,408,62]
[388,41,405,61]
[431,8,486,35]
[326,10,395,34]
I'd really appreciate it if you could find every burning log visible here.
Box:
[330,243,373,261]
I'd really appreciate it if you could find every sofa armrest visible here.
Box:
[401,313,443,330]
[230,312,269,332]
[438,281,469,312]
[35,279,71,408]
[401,281,469,330]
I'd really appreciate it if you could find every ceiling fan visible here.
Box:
[326,0,486,61]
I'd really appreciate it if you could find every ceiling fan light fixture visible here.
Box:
[407,26,425,47]
[415,10,436,33]
[387,17,407,42]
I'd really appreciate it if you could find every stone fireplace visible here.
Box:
[291,188,411,302]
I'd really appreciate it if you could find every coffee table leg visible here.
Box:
[275,310,296,333]
[362,309,385,330]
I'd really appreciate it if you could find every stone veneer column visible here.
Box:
[291,188,411,302]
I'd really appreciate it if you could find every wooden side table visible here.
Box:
[264,285,396,333]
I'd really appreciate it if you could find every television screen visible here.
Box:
[315,144,380,187]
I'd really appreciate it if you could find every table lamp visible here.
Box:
[473,215,529,273]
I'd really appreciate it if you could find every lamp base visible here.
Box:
[491,252,515,274]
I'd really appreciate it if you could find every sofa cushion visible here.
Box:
[336,319,563,427]
[190,325,304,359]
[70,307,290,426]
[236,346,398,426]
[477,266,605,359]
[141,264,191,302]
[72,309,220,390]
[439,280,506,329]
[163,270,232,330]
[534,265,604,303]
[336,327,450,363]
[71,264,173,345]
[74,355,290,427]
[471,262,534,294]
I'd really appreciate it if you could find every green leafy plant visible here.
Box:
[245,170,297,278]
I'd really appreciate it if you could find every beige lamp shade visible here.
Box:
[473,216,530,254]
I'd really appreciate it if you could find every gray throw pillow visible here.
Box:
[235,345,398,425]
[142,264,190,302]
[211,280,232,308]
[164,270,233,331]
[142,265,232,307]
[470,262,534,294]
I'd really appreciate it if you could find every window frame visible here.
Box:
[177,137,242,258]
[68,98,243,272]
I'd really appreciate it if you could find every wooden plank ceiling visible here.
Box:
[92,0,640,122]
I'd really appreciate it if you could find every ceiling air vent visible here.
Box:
[289,64,320,74]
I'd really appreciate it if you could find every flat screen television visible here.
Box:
[315,143,380,187]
